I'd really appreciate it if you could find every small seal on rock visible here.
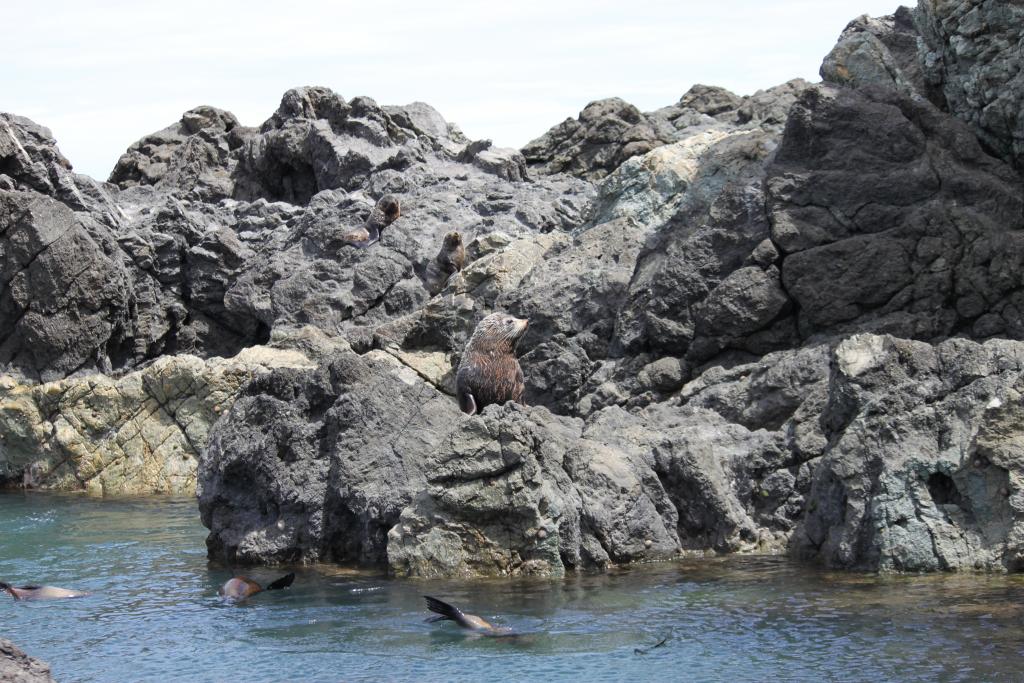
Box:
[218,572,295,601]
[340,195,401,248]
[0,582,90,600]
[415,231,466,294]
[455,312,528,415]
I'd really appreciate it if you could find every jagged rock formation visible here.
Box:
[5,1,1024,574]
[521,79,808,181]
[108,105,251,200]
[795,334,1024,571]
[0,640,54,683]
[822,1,1024,172]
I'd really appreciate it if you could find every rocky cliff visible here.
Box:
[3,0,1024,574]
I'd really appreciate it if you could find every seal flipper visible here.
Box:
[413,259,428,283]
[423,596,463,623]
[264,573,295,591]
[457,391,477,416]
[634,634,670,655]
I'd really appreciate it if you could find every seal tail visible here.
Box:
[423,595,462,622]
[264,573,295,591]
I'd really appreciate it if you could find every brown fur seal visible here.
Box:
[423,596,517,636]
[340,195,401,248]
[218,572,294,600]
[415,231,466,294]
[0,582,90,600]
[455,312,529,415]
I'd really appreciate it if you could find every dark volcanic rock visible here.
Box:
[523,80,810,181]
[0,639,55,683]
[198,346,458,564]
[612,128,790,363]
[0,190,134,381]
[821,2,1024,174]
[768,84,1024,341]
[0,89,592,380]
[109,106,252,200]
[203,338,833,575]
[916,0,1024,172]
[522,98,672,181]
[821,8,936,101]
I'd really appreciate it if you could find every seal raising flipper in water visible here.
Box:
[0,582,90,600]
[218,572,295,600]
[455,313,529,416]
[634,634,670,654]
[423,596,517,637]
[340,195,401,249]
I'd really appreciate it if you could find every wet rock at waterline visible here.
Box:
[0,639,55,683]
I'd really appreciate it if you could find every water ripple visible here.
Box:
[4,493,1024,682]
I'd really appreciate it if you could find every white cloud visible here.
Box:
[1,0,901,179]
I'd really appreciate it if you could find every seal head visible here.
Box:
[219,572,295,601]
[455,312,529,415]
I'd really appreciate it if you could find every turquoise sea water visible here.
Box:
[2,492,1024,682]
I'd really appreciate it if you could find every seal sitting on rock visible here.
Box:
[415,231,466,294]
[455,312,529,415]
[340,195,401,248]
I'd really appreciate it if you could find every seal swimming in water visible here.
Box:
[423,596,517,637]
[456,312,529,415]
[634,634,670,654]
[218,572,295,601]
[340,195,401,249]
[415,231,466,294]
[0,582,90,600]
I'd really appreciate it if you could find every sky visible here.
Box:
[3,0,901,181]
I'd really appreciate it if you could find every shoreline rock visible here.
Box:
[0,639,55,683]
[4,0,1024,576]
[0,328,342,494]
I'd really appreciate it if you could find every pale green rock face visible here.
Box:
[0,341,319,495]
